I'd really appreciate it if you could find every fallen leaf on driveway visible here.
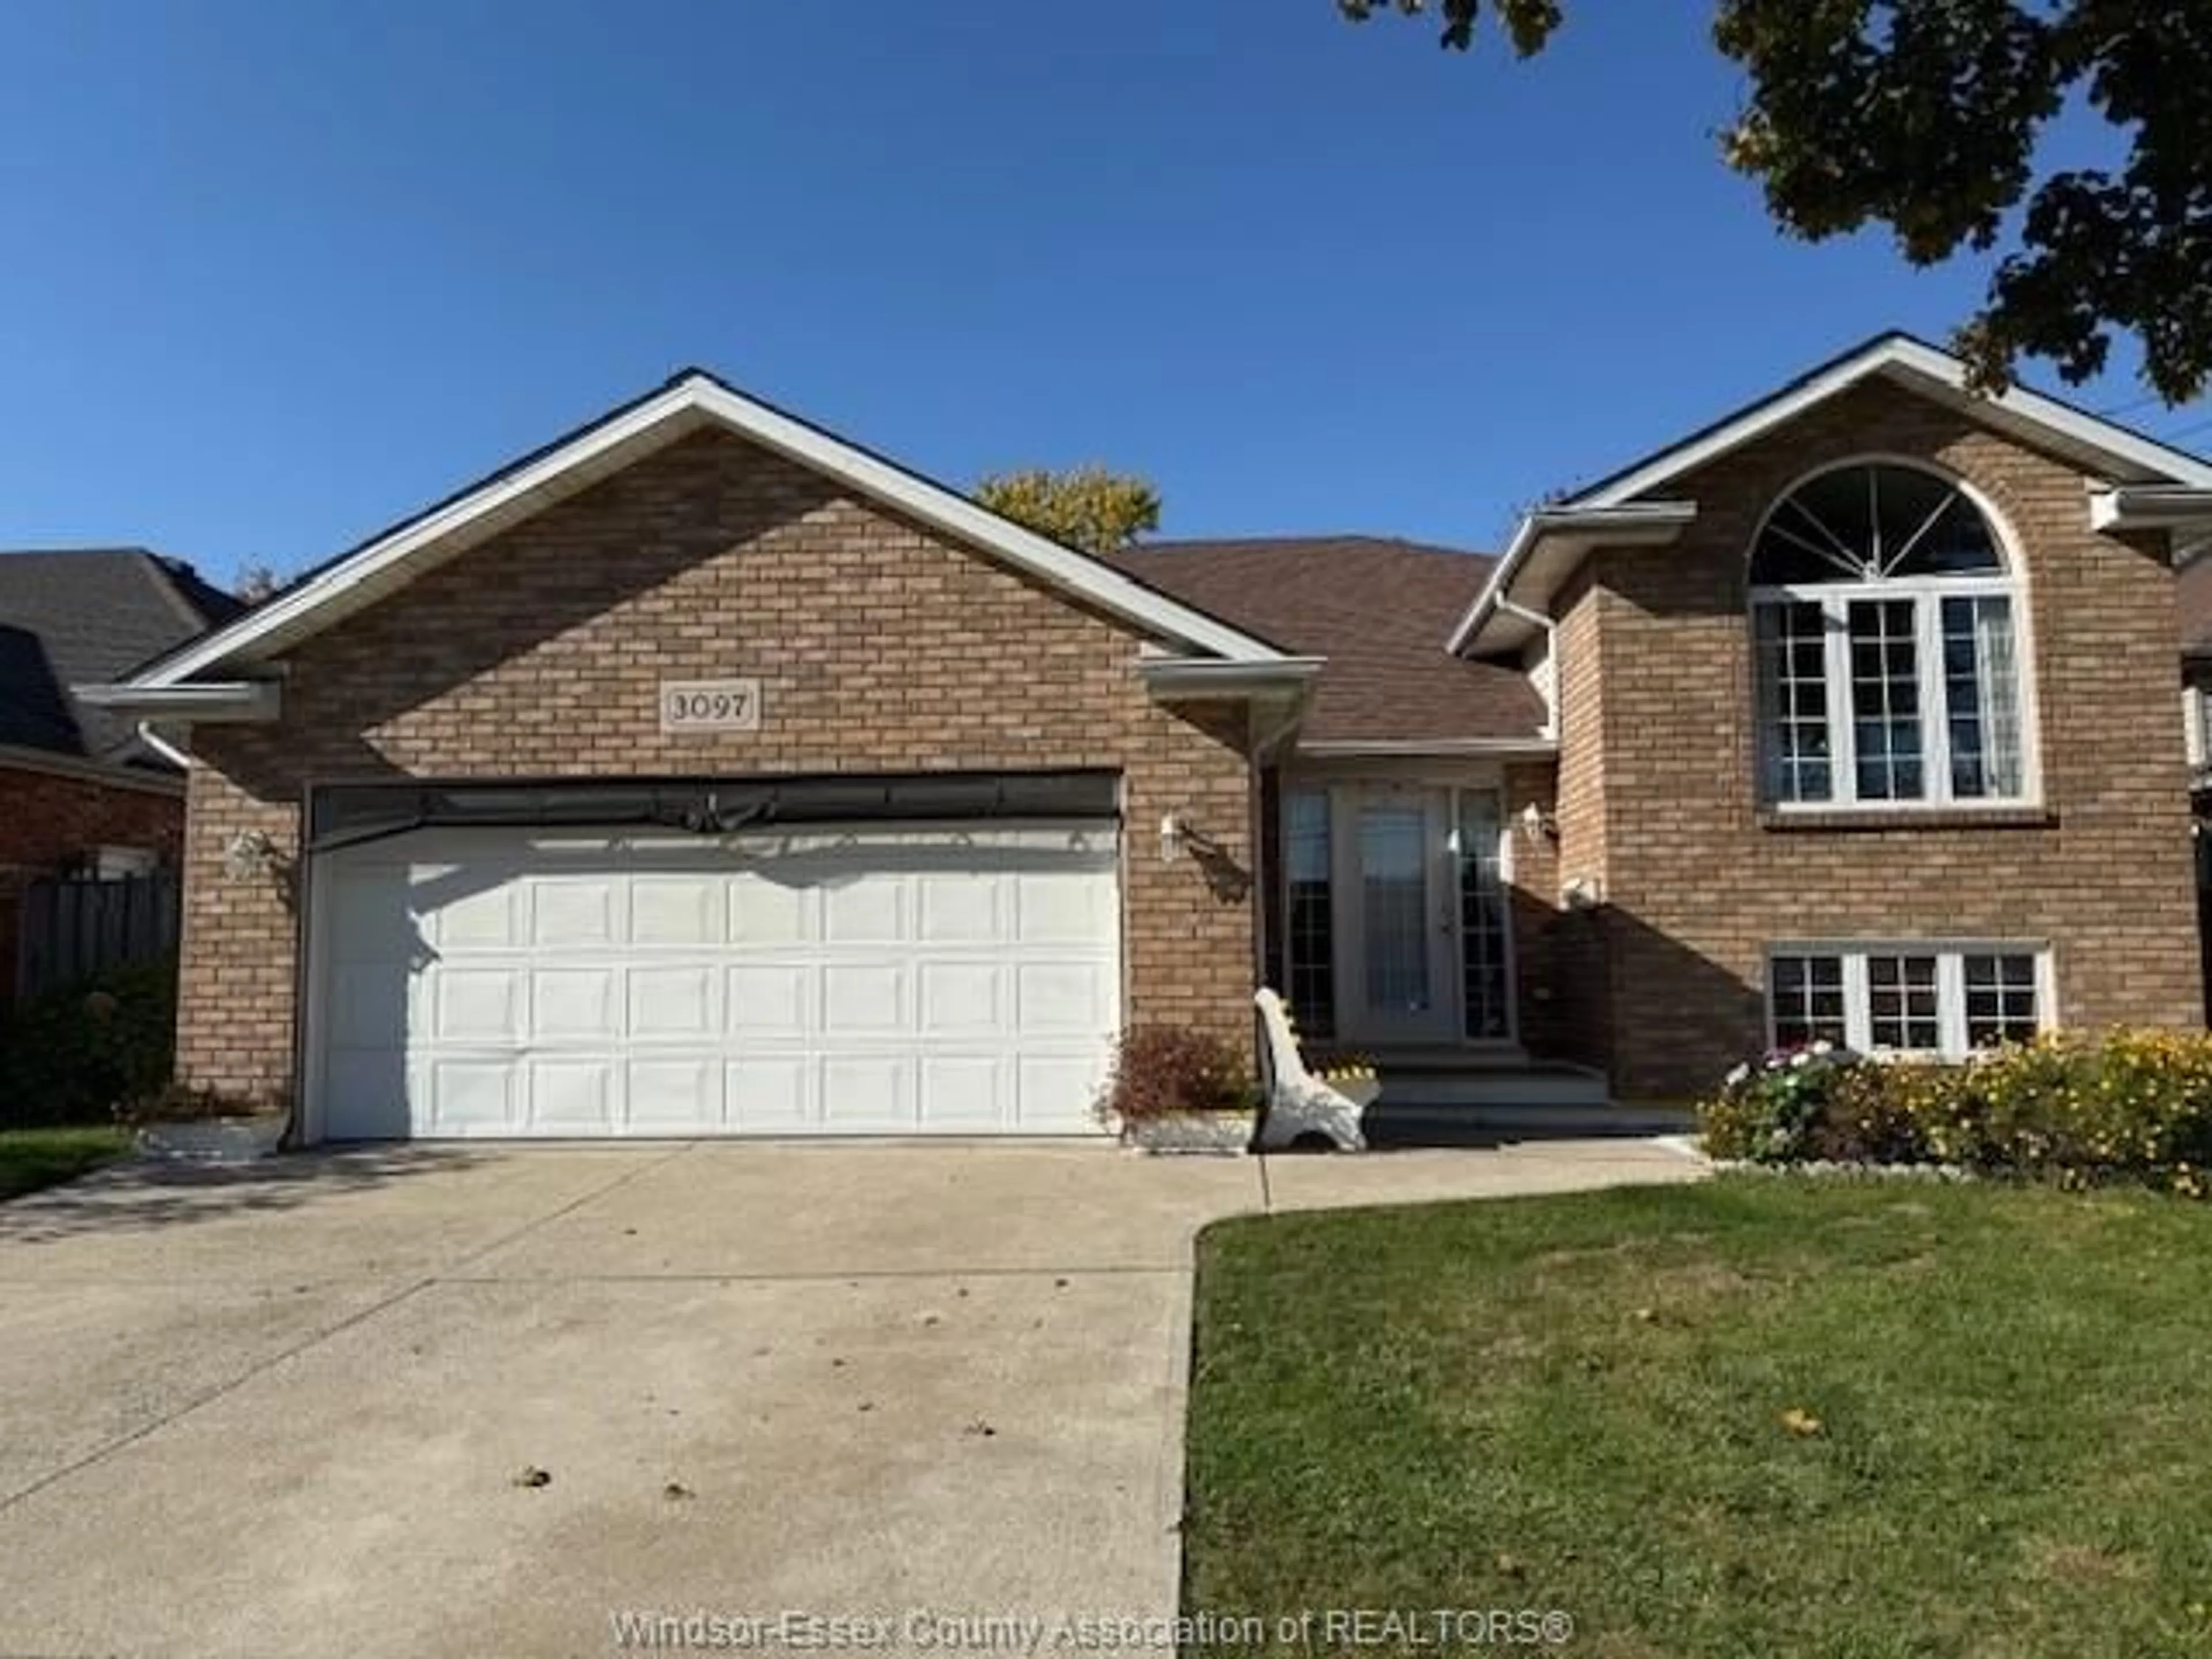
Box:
[512,1465,552,1488]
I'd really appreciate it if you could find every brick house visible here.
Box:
[85,334,2212,1140]
[0,550,241,1002]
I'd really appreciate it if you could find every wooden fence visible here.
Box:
[13,872,180,1003]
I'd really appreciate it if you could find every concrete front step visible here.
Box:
[1373,1065,1611,1109]
[1363,1100,1695,1148]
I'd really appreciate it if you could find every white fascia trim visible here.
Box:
[1293,736,1558,759]
[74,680,281,722]
[1446,501,1697,655]
[132,376,1285,688]
[0,743,185,795]
[2089,484,2212,534]
[1135,656,1327,697]
[1573,336,2212,513]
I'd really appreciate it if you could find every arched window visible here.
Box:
[1751,461,2028,806]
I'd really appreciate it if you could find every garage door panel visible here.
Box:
[527,1059,616,1132]
[821,1055,912,1130]
[632,876,723,945]
[431,884,520,950]
[435,969,523,1041]
[314,820,1120,1141]
[428,1059,517,1133]
[1017,961,1113,1035]
[726,963,809,1040]
[531,968,619,1042]
[627,1057,721,1129]
[325,1051,410,1139]
[328,869,416,966]
[919,961,1003,1033]
[1016,870,1112,942]
[823,879,904,944]
[730,881,808,944]
[823,964,906,1033]
[1016,1056,1101,1130]
[531,878,619,947]
[328,963,409,1048]
[917,873,1001,943]
[628,965,719,1039]
[918,1056,1006,1129]
[728,1058,812,1131]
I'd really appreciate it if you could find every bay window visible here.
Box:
[1752,463,2029,808]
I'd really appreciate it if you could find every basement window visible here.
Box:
[1767,944,2050,1057]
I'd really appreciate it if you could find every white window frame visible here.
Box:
[1766,942,2055,1058]
[1748,457,2042,814]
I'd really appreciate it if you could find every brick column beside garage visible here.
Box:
[173,428,1258,1103]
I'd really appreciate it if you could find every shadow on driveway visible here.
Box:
[0,1146,494,1244]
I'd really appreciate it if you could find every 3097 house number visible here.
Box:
[659,678,762,733]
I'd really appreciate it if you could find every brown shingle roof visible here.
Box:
[1107,536,1547,744]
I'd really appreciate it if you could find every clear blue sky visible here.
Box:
[0,0,2202,589]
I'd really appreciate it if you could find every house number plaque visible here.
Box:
[659,679,762,733]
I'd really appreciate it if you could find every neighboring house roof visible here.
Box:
[0,549,243,766]
[1108,536,1549,745]
[118,370,1290,692]
[1452,331,2212,656]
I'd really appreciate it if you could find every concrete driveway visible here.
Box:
[0,1137,1699,1657]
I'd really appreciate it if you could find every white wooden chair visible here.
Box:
[1253,987,1369,1152]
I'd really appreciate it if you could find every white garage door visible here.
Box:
[306,822,1121,1141]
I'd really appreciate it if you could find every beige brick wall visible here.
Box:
[176,427,1257,1100]
[1563,378,2200,1098]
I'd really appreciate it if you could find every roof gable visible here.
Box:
[130,373,1286,688]
[1568,332,2212,509]
[1450,333,2212,656]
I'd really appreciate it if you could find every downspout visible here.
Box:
[1495,599,1560,740]
[136,721,191,771]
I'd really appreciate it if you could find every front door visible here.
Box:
[1344,787,1460,1045]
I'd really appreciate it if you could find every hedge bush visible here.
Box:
[0,958,179,1128]
[1697,1030,2212,1197]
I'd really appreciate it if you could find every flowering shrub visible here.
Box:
[1094,1025,1259,1124]
[1696,1041,1861,1164]
[1697,1029,2212,1198]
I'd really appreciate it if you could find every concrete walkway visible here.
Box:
[0,1137,1701,1657]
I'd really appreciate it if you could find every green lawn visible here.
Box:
[1183,1179,2212,1658]
[0,1124,131,1202]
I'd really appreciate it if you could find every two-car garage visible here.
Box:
[301,777,1123,1141]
